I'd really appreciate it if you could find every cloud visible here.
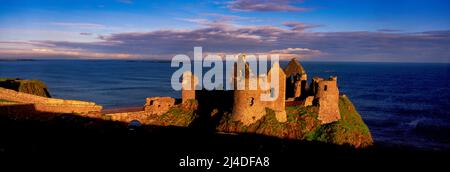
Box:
[49,22,106,29]
[0,48,141,59]
[177,13,248,29]
[80,32,93,36]
[377,29,402,32]
[227,0,309,12]
[269,47,323,59]
[177,18,234,28]
[1,19,449,62]
[283,22,321,32]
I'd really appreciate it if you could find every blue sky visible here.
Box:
[0,0,449,62]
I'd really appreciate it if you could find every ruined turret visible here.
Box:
[181,71,198,103]
[284,58,308,99]
[231,59,266,126]
[231,56,287,125]
[312,76,341,124]
[265,63,287,122]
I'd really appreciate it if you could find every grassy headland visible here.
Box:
[0,78,51,97]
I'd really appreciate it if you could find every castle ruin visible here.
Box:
[182,57,341,125]
[285,59,308,100]
[0,57,341,127]
[231,62,287,125]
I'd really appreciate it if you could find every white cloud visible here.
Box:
[49,22,106,29]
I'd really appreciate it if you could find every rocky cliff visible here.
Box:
[0,78,51,97]
[216,95,373,148]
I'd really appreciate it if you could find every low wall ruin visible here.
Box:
[0,87,102,114]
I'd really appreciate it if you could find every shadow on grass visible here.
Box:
[0,105,448,170]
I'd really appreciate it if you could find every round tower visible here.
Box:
[182,71,198,103]
[232,71,266,126]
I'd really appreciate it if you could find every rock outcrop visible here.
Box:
[217,95,373,148]
[0,78,51,97]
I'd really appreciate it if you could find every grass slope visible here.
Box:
[216,95,373,148]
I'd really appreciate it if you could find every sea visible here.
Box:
[1,60,449,150]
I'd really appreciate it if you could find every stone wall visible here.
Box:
[104,111,151,124]
[144,97,175,116]
[312,76,341,124]
[284,58,308,100]
[0,87,102,114]
[232,78,267,126]
[266,63,286,112]
[104,96,177,124]
[0,103,36,118]
[303,96,314,106]
[182,71,198,103]
[265,63,287,122]
[231,62,287,125]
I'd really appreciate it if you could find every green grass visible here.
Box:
[0,99,10,102]
[303,96,373,148]
[155,100,199,127]
[0,78,19,82]
[325,96,373,147]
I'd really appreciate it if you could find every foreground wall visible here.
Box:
[0,87,102,114]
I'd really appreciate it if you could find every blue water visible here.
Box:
[1,60,449,150]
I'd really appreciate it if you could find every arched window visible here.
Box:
[324,85,328,91]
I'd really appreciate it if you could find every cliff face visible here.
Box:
[216,95,373,148]
[304,96,373,148]
[0,78,51,97]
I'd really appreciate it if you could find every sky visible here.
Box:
[0,0,449,62]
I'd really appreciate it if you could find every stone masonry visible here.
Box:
[312,76,341,124]
[144,97,175,116]
[182,71,198,103]
[0,87,102,114]
[231,56,287,126]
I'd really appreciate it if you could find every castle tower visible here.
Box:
[265,62,287,122]
[284,58,308,99]
[182,71,198,103]
[231,61,266,126]
[313,76,341,124]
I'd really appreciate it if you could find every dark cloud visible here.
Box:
[227,0,309,12]
[377,29,402,32]
[5,20,450,62]
[283,22,321,32]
